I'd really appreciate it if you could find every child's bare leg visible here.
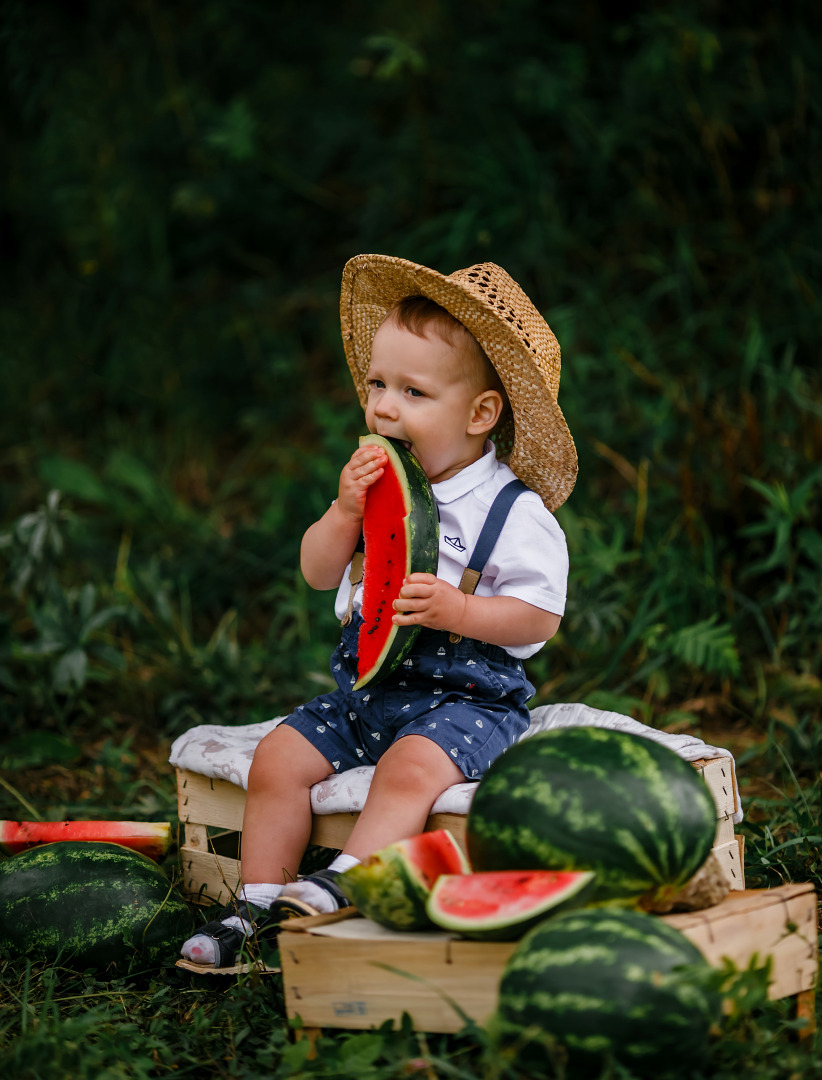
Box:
[277,734,463,915]
[342,734,464,858]
[241,724,335,884]
[181,724,333,965]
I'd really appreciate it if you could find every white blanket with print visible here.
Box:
[169,702,743,824]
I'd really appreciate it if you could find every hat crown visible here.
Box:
[447,263,561,400]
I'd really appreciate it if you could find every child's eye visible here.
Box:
[406,387,425,398]
[367,379,385,390]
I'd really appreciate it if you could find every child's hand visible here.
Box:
[393,574,468,633]
[337,445,387,522]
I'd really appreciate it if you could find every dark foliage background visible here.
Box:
[2,0,819,742]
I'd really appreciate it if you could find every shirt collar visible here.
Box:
[432,442,498,504]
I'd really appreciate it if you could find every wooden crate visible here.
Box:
[176,755,743,906]
[279,884,817,1035]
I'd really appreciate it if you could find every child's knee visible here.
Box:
[375,734,461,790]
[248,724,330,789]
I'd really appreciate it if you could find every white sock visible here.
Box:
[180,883,284,966]
[241,882,285,909]
[280,855,361,915]
[329,853,361,874]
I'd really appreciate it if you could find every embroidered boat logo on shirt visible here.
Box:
[444,536,466,551]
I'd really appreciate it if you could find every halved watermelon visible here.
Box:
[426,869,596,940]
[354,434,439,690]
[339,829,469,930]
[0,820,172,861]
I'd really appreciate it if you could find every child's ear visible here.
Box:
[467,390,504,434]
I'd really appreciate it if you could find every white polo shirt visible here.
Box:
[333,442,569,659]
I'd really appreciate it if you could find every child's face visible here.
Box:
[365,317,493,484]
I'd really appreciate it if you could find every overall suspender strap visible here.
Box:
[450,478,531,642]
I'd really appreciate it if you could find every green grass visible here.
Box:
[0,658,820,1078]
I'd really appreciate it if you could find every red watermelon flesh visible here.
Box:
[339,828,470,930]
[426,869,596,940]
[0,820,171,861]
[354,435,438,690]
[357,453,409,681]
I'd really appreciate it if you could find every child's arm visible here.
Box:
[393,574,560,647]
[300,444,387,590]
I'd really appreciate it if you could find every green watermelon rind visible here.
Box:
[496,907,720,1077]
[339,830,470,931]
[467,726,717,907]
[354,434,439,691]
[0,840,193,968]
[426,869,597,941]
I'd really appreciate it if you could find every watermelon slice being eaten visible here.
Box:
[354,434,439,690]
[426,869,597,940]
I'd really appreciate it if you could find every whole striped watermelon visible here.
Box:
[0,841,194,968]
[496,907,720,1077]
[467,726,717,908]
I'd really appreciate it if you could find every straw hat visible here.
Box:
[339,254,577,511]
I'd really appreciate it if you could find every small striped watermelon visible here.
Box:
[354,434,439,690]
[339,829,469,930]
[0,841,193,968]
[496,907,720,1077]
[426,869,596,940]
[467,726,717,908]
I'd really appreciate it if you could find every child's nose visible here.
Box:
[374,390,399,418]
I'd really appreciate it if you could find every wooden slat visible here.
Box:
[691,757,738,820]
[180,845,241,906]
[714,814,734,847]
[713,837,744,891]
[177,771,247,832]
[279,884,817,1032]
[280,930,513,1033]
[183,823,208,850]
[665,883,818,1000]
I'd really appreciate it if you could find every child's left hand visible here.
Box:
[392,574,467,633]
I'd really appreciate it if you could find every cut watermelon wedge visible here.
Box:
[340,829,470,930]
[0,820,172,861]
[426,869,596,940]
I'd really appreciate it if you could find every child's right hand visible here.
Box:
[337,445,387,522]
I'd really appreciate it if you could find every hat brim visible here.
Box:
[340,254,577,511]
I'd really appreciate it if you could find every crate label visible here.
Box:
[333,1001,368,1016]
